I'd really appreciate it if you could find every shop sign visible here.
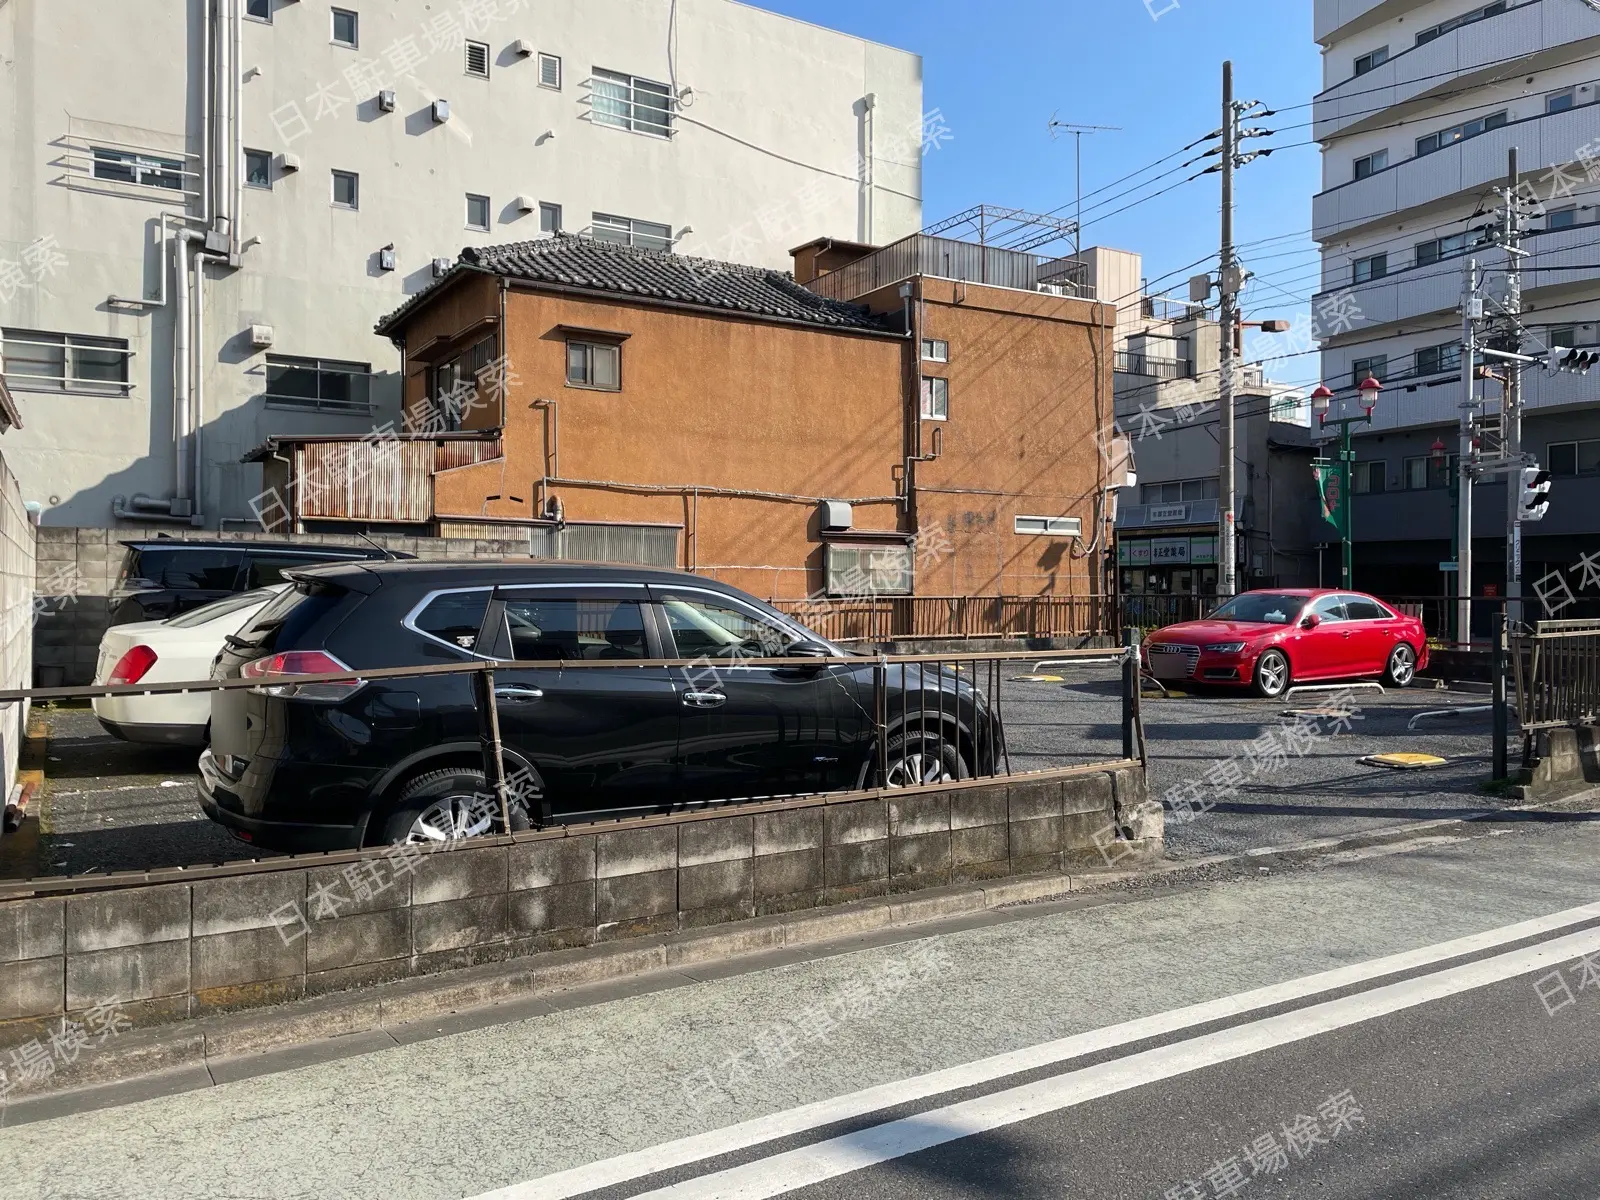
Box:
[1189,537,1217,565]
[1151,538,1190,564]
[1120,539,1151,565]
[1146,503,1190,524]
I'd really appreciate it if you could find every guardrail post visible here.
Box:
[1492,611,1508,782]
[1122,626,1139,761]
[873,655,889,788]
[473,666,518,832]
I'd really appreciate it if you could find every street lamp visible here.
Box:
[1311,378,1378,590]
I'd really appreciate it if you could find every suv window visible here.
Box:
[498,596,648,660]
[233,583,345,653]
[411,590,491,651]
[1310,595,1348,623]
[659,594,797,658]
[120,547,243,590]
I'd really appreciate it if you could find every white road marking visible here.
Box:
[468,900,1600,1200]
[630,924,1600,1198]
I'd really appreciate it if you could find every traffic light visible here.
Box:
[1549,345,1600,373]
[1520,466,1553,522]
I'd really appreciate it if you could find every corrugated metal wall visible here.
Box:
[297,441,433,522]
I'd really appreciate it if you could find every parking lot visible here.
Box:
[19,665,1512,879]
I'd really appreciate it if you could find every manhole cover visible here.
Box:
[1360,752,1447,769]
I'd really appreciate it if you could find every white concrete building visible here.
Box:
[1313,0,1600,596]
[0,0,922,528]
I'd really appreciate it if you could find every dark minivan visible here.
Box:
[199,561,1001,852]
[111,538,411,625]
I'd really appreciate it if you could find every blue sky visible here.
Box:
[751,0,1326,384]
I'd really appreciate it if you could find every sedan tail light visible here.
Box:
[108,644,159,686]
[240,650,364,701]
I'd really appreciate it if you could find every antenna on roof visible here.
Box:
[353,530,397,561]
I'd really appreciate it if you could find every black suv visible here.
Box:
[111,538,411,625]
[199,561,1000,852]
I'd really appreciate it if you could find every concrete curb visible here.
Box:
[6,789,1594,1114]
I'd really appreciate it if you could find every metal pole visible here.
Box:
[1218,60,1239,598]
[1457,257,1478,649]
[1492,611,1509,781]
[1122,626,1138,761]
[473,667,514,833]
[1503,148,1525,626]
[1341,421,1354,589]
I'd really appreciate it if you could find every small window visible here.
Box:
[92,147,184,190]
[920,376,949,421]
[539,53,562,89]
[264,354,372,412]
[1351,462,1386,494]
[1548,89,1576,114]
[539,202,563,234]
[1351,354,1387,387]
[1353,46,1388,77]
[244,148,272,189]
[466,193,491,230]
[921,338,949,362]
[331,7,358,47]
[1548,205,1578,230]
[465,40,490,78]
[1403,456,1431,490]
[1352,252,1386,285]
[1414,342,1460,377]
[1353,149,1387,180]
[1547,325,1578,351]
[411,590,491,651]
[1549,441,1579,476]
[1013,516,1082,536]
[245,0,272,21]
[591,67,673,136]
[591,212,672,251]
[1416,111,1508,158]
[566,340,621,390]
[331,169,359,209]
[2,328,131,395]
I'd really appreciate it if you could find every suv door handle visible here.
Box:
[682,690,726,709]
[494,685,544,703]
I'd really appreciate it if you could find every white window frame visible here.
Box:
[331,7,358,48]
[331,169,359,209]
[245,0,272,22]
[921,338,949,362]
[1013,515,1082,537]
[244,148,272,190]
[1353,148,1387,180]
[1351,354,1387,386]
[1351,253,1386,285]
[1,329,134,396]
[539,202,563,234]
[465,40,490,78]
[920,376,949,421]
[590,67,674,137]
[1415,110,1507,157]
[538,53,562,90]
[591,212,672,251]
[466,192,491,231]
[1353,46,1388,77]
[92,147,186,191]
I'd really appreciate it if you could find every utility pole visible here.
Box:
[1457,256,1478,650]
[1502,147,1525,626]
[1218,60,1239,598]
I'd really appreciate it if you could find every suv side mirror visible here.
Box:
[787,639,833,658]
[1301,614,1319,629]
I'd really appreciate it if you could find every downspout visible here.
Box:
[192,246,206,516]
[201,0,213,225]
[174,233,196,505]
[214,0,233,245]
[230,0,243,252]
[862,93,877,243]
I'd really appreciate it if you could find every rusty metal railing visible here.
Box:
[1510,618,1600,732]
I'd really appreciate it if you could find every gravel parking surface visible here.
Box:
[26,669,1510,877]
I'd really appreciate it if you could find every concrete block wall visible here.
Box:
[32,526,536,685]
[0,763,1155,1050]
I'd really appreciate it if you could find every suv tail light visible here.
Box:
[108,645,159,686]
[240,650,364,701]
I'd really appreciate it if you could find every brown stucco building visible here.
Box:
[246,231,1114,605]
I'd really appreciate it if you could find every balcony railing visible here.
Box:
[1114,350,1194,379]
[1314,102,1600,240]
[805,233,1091,304]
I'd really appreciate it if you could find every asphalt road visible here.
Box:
[28,671,1508,876]
[3,809,1597,1198]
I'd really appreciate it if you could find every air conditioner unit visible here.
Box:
[432,257,453,278]
[431,99,450,123]
[378,89,397,112]
[278,152,301,172]
[249,324,275,349]
[512,38,535,56]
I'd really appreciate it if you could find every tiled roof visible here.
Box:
[375,234,890,335]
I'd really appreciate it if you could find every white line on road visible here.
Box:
[625,923,1600,1198]
[468,899,1600,1200]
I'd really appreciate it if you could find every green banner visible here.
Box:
[1314,463,1345,529]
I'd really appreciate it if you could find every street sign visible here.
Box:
[1439,562,1458,572]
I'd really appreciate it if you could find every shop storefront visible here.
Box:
[1114,499,1222,596]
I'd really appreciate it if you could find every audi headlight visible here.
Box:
[1204,642,1247,653]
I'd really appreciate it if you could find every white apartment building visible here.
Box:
[1314,0,1600,596]
[0,0,922,528]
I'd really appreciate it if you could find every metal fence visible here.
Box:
[1511,618,1600,731]
[773,595,1110,643]
[805,233,1090,303]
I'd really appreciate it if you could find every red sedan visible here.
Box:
[1141,589,1429,698]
